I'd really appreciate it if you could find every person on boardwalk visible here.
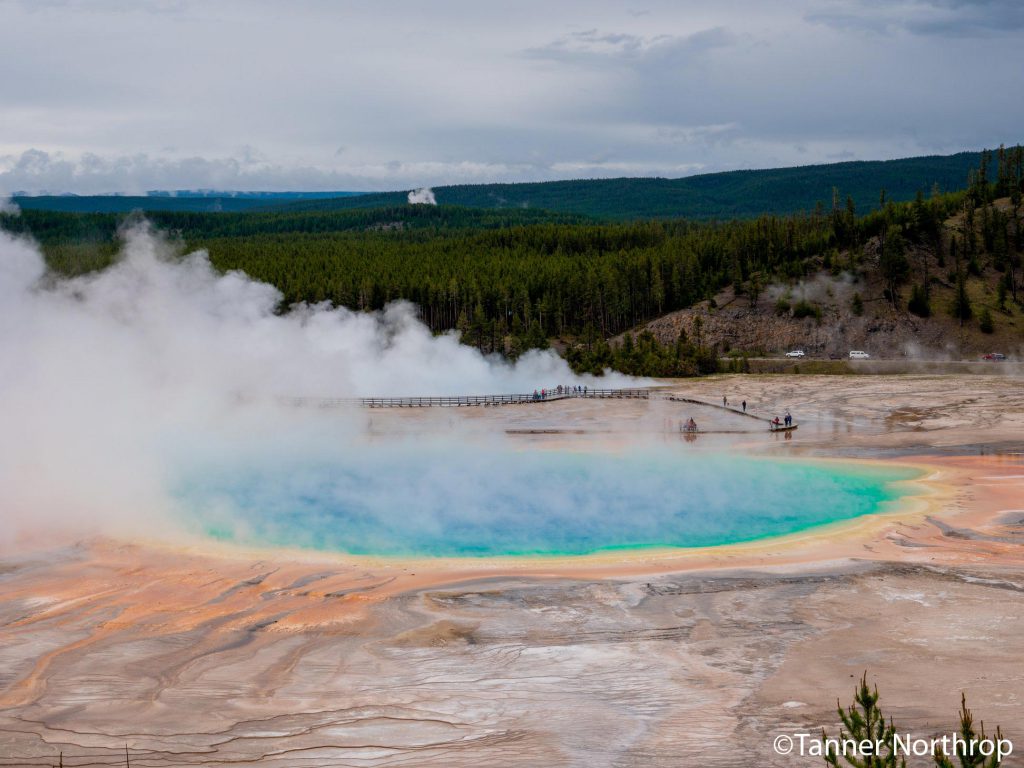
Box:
[742,400,747,413]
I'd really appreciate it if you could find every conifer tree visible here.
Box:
[933,694,1005,768]
[823,673,906,768]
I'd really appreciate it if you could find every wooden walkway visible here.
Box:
[279,388,795,430]
[281,388,651,409]
[664,395,797,431]
[665,395,770,422]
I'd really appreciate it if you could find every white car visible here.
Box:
[848,350,871,359]
[785,350,806,358]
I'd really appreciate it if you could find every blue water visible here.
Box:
[174,446,919,557]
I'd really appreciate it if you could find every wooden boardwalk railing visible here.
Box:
[664,395,797,431]
[664,395,770,422]
[281,388,652,409]
[276,389,794,430]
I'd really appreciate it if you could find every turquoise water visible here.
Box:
[175,446,919,557]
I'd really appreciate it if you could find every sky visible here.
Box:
[0,0,1021,194]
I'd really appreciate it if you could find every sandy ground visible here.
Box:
[2,375,1024,767]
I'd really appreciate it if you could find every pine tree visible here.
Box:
[823,673,906,768]
[933,694,1005,768]
[851,292,864,316]
[952,272,972,323]
[880,226,910,308]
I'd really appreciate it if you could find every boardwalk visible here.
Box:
[281,388,651,409]
[665,395,797,432]
[278,388,795,430]
[664,395,769,422]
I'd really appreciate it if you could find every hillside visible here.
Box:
[275,150,1001,220]
[623,199,1024,361]
[11,191,363,214]
[10,149,1007,221]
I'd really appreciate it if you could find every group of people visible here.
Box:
[675,397,795,435]
[532,384,588,400]
[771,411,794,428]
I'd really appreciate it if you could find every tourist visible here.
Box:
[723,395,728,407]
[741,400,747,413]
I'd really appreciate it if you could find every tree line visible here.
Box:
[3,145,1021,376]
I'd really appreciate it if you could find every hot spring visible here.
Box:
[173,442,920,557]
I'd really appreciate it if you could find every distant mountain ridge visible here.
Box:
[12,191,364,214]
[274,150,1000,220]
[9,149,1006,219]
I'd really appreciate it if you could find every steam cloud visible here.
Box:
[0,194,19,215]
[407,187,437,205]
[0,223,636,550]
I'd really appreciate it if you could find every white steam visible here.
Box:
[0,224,635,549]
[407,187,437,205]
[0,194,19,215]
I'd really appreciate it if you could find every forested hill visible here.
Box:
[9,149,1004,220]
[11,191,363,214]
[275,150,1000,220]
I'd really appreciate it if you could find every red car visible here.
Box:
[982,353,1007,361]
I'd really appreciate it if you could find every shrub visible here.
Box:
[908,284,931,317]
[792,299,822,320]
[979,307,994,333]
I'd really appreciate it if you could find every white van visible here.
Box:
[848,350,871,359]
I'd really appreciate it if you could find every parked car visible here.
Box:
[848,350,871,359]
[982,352,1007,361]
[785,350,806,358]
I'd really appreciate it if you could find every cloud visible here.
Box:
[0,149,572,194]
[807,0,1024,37]
[654,123,741,146]
[0,1,1021,192]
[525,26,733,66]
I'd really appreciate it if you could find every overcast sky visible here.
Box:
[1,0,1021,194]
